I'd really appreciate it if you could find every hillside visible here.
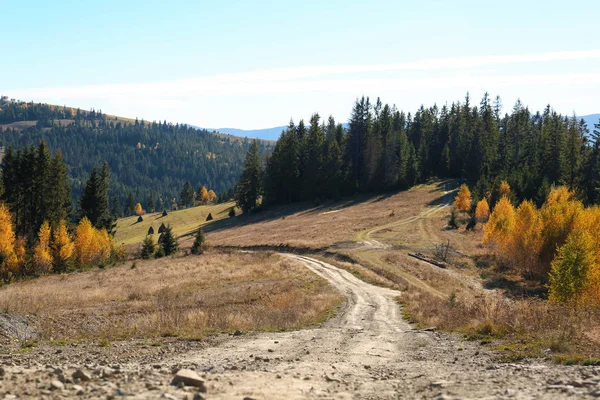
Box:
[583,114,600,132]
[0,97,272,210]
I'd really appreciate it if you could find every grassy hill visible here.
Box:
[115,202,236,248]
[0,97,273,210]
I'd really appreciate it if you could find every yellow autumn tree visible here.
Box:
[0,203,19,277]
[199,186,209,204]
[135,203,144,216]
[483,196,516,253]
[498,180,511,198]
[548,230,597,305]
[207,189,217,203]
[539,186,582,271]
[475,198,490,222]
[508,200,544,277]
[32,221,53,274]
[52,220,74,273]
[454,184,472,212]
[75,217,112,266]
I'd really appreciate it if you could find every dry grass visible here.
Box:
[0,250,343,342]
[206,181,453,249]
[399,285,600,361]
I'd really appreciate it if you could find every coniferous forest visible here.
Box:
[0,96,270,213]
[236,93,600,212]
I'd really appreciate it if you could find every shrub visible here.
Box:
[228,208,236,218]
[206,213,213,221]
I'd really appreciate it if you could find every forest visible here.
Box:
[0,96,271,211]
[236,93,600,212]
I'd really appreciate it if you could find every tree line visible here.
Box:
[0,141,120,282]
[235,94,600,212]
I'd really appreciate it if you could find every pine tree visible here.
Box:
[45,150,72,227]
[140,235,156,259]
[111,195,123,218]
[147,192,156,213]
[180,181,196,207]
[157,225,178,256]
[79,162,114,234]
[191,226,205,255]
[125,192,136,216]
[235,140,263,213]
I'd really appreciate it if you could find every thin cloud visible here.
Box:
[6,49,600,100]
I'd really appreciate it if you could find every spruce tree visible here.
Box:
[140,235,156,259]
[125,192,136,216]
[191,226,205,255]
[157,225,178,256]
[180,181,196,207]
[235,140,263,213]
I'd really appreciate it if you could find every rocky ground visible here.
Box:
[2,255,600,399]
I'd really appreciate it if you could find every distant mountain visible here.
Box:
[192,123,351,141]
[582,114,600,133]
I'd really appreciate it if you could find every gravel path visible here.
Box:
[1,255,599,399]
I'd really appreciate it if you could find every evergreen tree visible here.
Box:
[235,140,263,213]
[79,162,114,234]
[147,192,156,213]
[157,225,178,256]
[124,192,136,216]
[140,235,156,259]
[110,195,123,218]
[191,226,206,255]
[180,181,196,207]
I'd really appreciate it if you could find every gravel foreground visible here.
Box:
[1,255,600,399]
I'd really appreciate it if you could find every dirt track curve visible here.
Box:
[170,255,600,399]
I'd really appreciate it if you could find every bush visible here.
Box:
[206,213,213,221]
[137,216,144,223]
[162,209,168,217]
[191,227,205,255]
[228,208,236,218]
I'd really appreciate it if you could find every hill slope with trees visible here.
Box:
[0,96,271,212]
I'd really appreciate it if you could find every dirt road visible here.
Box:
[170,255,600,399]
[2,254,599,399]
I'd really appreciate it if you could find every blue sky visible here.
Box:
[1,0,599,128]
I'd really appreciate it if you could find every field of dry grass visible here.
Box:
[0,250,343,342]
[205,181,452,249]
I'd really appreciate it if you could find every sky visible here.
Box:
[1,0,599,129]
